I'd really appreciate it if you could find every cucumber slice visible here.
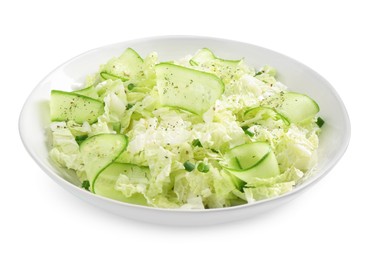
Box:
[243,106,290,126]
[224,142,271,170]
[100,48,144,82]
[50,90,104,124]
[222,142,280,182]
[274,92,319,123]
[190,48,240,67]
[189,48,216,66]
[155,63,224,115]
[94,163,148,206]
[228,151,280,182]
[229,174,245,191]
[80,134,128,191]
[190,48,242,85]
[73,85,99,99]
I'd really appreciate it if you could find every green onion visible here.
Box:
[254,71,263,76]
[127,83,135,90]
[183,161,195,172]
[75,135,88,145]
[197,162,209,173]
[81,180,90,191]
[241,126,254,137]
[192,139,202,147]
[126,103,134,110]
[316,117,325,128]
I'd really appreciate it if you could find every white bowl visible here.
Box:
[19,36,350,226]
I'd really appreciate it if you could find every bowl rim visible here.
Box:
[18,35,351,213]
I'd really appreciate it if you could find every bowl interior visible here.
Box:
[19,36,350,209]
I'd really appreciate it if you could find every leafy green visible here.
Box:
[184,161,195,172]
[197,162,209,173]
[49,48,321,209]
[316,117,325,128]
[81,180,90,191]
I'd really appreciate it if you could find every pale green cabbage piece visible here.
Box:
[49,122,86,181]
[49,49,321,208]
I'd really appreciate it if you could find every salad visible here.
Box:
[49,48,323,209]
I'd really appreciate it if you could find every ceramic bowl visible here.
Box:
[19,36,350,226]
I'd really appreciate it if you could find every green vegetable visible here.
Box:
[127,83,135,90]
[112,122,121,133]
[126,103,134,110]
[254,65,277,84]
[192,139,203,147]
[81,180,90,191]
[184,161,195,172]
[241,126,254,137]
[80,134,128,192]
[100,48,143,82]
[222,142,280,182]
[156,63,224,115]
[316,117,325,128]
[49,47,322,209]
[197,162,209,173]
[189,48,241,67]
[75,135,88,145]
[73,85,99,99]
[243,106,290,126]
[94,163,148,205]
[189,48,246,85]
[266,92,320,123]
[50,90,104,124]
[254,71,263,76]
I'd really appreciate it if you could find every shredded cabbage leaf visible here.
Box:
[49,49,321,209]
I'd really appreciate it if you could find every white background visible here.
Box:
[1,0,370,259]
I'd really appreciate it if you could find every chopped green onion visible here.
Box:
[197,162,209,173]
[127,83,135,90]
[75,135,88,145]
[241,126,254,137]
[81,180,90,191]
[183,161,195,172]
[192,139,202,147]
[316,117,325,128]
[126,103,134,110]
[254,71,263,76]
